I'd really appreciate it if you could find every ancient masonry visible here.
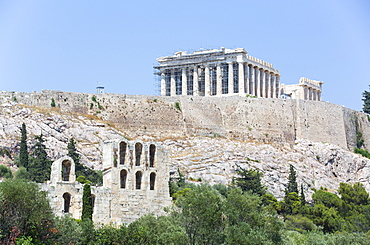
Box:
[40,139,172,225]
[154,47,323,100]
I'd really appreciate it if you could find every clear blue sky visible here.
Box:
[1,0,369,111]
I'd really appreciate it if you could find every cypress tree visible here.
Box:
[67,138,83,173]
[28,134,52,183]
[300,184,306,206]
[82,184,93,221]
[19,123,29,168]
[362,86,370,114]
[287,164,298,194]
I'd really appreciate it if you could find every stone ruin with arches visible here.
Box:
[40,139,172,225]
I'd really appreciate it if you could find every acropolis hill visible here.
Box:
[1,90,370,200]
[1,90,368,150]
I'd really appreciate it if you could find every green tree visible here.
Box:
[287,164,298,194]
[19,123,29,168]
[362,86,370,114]
[300,184,306,207]
[14,167,29,180]
[233,164,266,196]
[338,182,369,207]
[67,138,103,185]
[127,215,188,245]
[0,165,12,179]
[67,138,82,172]
[0,179,55,244]
[28,134,52,183]
[82,184,93,221]
[173,184,226,245]
[51,98,56,107]
[224,188,283,244]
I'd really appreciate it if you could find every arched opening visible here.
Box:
[149,144,156,167]
[135,143,142,166]
[62,160,71,181]
[136,171,142,190]
[120,169,127,189]
[119,141,127,165]
[91,194,95,214]
[63,193,71,213]
[150,172,156,190]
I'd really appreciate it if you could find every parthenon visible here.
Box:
[154,47,323,101]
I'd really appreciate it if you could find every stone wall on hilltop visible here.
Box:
[1,90,368,151]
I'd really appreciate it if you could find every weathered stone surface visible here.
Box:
[1,90,370,201]
[163,137,370,200]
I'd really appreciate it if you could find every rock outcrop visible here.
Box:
[1,91,370,199]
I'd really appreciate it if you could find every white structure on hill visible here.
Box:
[154,47,323,101]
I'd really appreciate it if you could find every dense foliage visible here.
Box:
[0,179,55,244]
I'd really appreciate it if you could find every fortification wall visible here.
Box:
[1,90,368,151]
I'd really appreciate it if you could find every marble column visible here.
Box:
[262,71,266,98]
[216,64,222,95]
[160,72,166,96]
[205,66,210,96]
[228,62,234,94]
[238,62,245,95]
[193,67,199,96]
[170,69,176,96]
[250,66,255,96]
[245,64,250,94]
[267,73,271,98]
[256,68,261,97]
[276,76,280,98]
[271,75,276,98]
[182,68,187,95]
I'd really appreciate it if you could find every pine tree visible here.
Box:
[362,87,370,114]
[234,164,266,196]
[19,123,29,168]
[82,184,93,221]
[28,134,52,183]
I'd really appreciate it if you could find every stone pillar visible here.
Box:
[205,66,210,96]
[216,64,222,95]
[267,73,271,98]
[271,75,276,98]
[276,76,281,98]
[256,68,261,97]
[245,64,250,94]
[160,72,166,96]
[228,62,234,94]
[318,92,321,101]
[262,71,266,98]
[193,67,199,96]
[170,69,176,96]
[238,62,245,95]
[182,68,187,95]
[250,66,255,96]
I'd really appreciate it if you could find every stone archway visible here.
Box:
[135,171,142,190]
[62,160,71,181]
[63,193,71,213]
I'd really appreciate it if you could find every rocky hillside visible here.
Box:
[1,100,370,199]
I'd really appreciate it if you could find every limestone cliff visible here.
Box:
[1,90,370,199]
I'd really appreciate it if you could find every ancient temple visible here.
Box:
[40,139,172,226]
[154,47,323,101]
